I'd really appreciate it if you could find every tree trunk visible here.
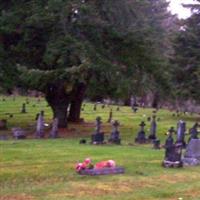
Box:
[51,104,69,128]
[68,83,87,122]
[45,82,70,128]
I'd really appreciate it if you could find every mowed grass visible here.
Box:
[0,96,200,200]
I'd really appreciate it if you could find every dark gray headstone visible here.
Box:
[108,120,121,144]
[135,121,146,144]
[107,109,113,123]
[162,143,183,168]
[91,116,104,144]
[162,127,182,168]
[148,115,157,140]
[164,127,175,148]
[176,120,186,148]
[183,139,200,166]
[188,123,199,142]
[153,139,160,149]
[21,103,26,113]
[12,127,26,139]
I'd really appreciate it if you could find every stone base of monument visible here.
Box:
[148,135,157,141]
[91,132,105,144]
[12,128,26,139]
[153,139,160,149]
[182,139,200,166]
[108,138,121,145]
[78,167,125,176]
[182,157,200,166]
[162,160,183,168]
[135,138,147,144]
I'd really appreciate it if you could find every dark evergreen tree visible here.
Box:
[172,1,200,102]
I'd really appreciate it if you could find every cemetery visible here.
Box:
[0,96,200,200]
[1,0,200,199]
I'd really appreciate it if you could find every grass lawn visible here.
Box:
[0,96,200,200]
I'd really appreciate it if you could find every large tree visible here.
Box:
[0,0,107,126]
[86,0,174,106]
[0,0,175,126]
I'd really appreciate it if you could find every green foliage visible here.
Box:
[172,6,200,102]
[0,0,174,101]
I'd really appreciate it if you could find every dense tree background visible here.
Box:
[0,0,199,127]
[172,1,200,103]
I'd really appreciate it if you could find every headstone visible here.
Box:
[40,110,44,116]
[162,127,183,168]
[35,113,39,121]
[147,117,151,122]
[26,98,29,104]
[12,127,26,139]
[21,103,26,113]
[35,113,45,138]
[182,139,200,166]
[164,127,175,148]
[116,106,120,111]
[188,123,199,142]
[148,115,157,141]
[132,107,138,113]
[91,116,104,144]
[0,119,7,130]
[107,109,113,123]
[153,139,160,149]
[49,118,59,138]
[175,120,186,148]
[135,121,146,144]
[108,120,121,144]
[93,104,97,111]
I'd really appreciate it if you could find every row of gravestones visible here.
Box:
[91,117,121,145]
[91,104,138,113]
[91,104,121,112]
[11,111,59,139]
[162,121,200,168]
[90,115,160,145]
[90,116,200,168]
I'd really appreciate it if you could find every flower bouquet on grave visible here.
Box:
[75,158,124,175]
